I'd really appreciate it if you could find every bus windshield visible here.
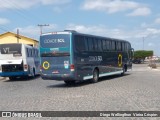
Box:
[0,44,21,55]
[40,34,70,49]
[40,34,70,57]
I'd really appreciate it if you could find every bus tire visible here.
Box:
[9,76,16,80]
[32,68,35,77]
[121,65,127,76]
[91,69,99,83]
[64,81,75,85]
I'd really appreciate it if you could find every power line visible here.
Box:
[0,25,10,32]
[38,24,49,35]
[2,0,45,25]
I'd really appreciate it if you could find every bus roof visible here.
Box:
[41,30,129,43]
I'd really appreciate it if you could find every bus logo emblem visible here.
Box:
[118,54,122,67]
[43,61,50,70]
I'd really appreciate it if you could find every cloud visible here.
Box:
[127,7,151,16]
[148,43,155,47]
[81,0,151,16]
[155,18,160,24]
[40,0,71,5]
[13,24,57,40]
[0,0,71,10]
[66,24,131,39]
[0,18,10,25]
[82,0,138,13]
[0,0,39,10]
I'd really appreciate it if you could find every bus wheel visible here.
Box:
[32,68,35,77]
[9,77,16,80]
[91,69,99,83]
[121,65,127,76]
[64,81,75,85]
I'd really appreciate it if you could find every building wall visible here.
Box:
[0,32,38,47]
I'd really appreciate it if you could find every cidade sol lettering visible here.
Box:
[44,39,65,43]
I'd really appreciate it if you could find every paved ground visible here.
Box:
[0,64,160,120]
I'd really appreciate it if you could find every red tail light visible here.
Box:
[40,66,42,71]
[70,64,75,71]
[24,64,28,71]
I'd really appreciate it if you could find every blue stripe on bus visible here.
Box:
[0,71,29,77]
[83,71,123,80]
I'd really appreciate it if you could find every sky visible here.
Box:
[0,0,160,56]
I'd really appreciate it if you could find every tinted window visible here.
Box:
[75,35,86,51]
[88,37,94,51]
[0,44,21,54]
[97,39,102,51]
[40,34,70,49]
[111,41,116,51]
[102,40,107,51]
[122,42,125,51]
[106,40,110,51]
[93,39,98,51]
[116,42,122,51]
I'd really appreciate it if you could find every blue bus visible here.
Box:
[40,30,133,84]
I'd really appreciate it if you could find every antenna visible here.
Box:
[15,29,21,43]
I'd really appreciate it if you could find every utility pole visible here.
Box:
[15,29,21,43]
[143,37,144,50]
[37,24,49,35]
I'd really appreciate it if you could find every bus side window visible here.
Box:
[102,39,107,51]
[87,37,94,52]
[125,43,128,51]
[116,42,122,51]
[27,48,29,57]
[106,40,110,51]
[93,38,98,51]
[112,41,115,51]
[122,42,125,51]
[97,39,102,52]
[84,37,89,51]
[75,35,86,52]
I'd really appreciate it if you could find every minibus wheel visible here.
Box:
[9,76,16,80]
[32,68,35,77]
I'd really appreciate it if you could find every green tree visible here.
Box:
[134,50,153,60]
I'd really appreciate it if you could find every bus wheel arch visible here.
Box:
[91,67,99,83]
[121,64,127,75]
[124,64,127,72]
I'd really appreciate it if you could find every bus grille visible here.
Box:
[2,64,23,72]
